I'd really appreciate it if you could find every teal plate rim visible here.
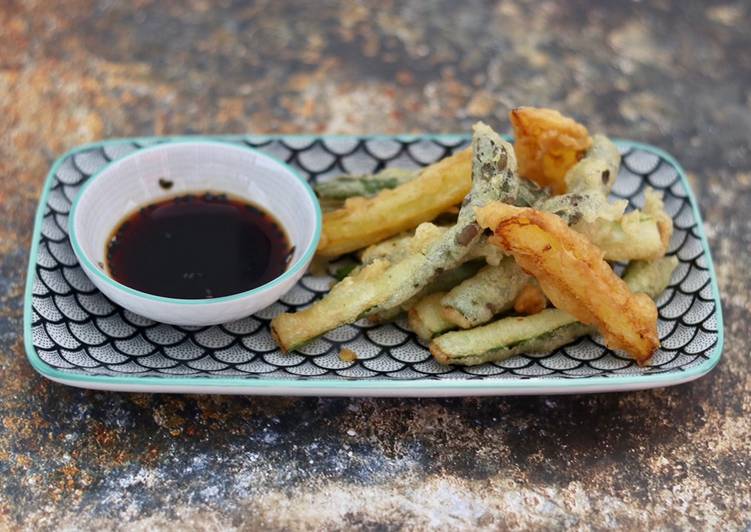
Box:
[22,134,724,395]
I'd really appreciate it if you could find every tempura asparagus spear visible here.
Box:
[431,256,677,366]
[315,168,418,201]
[369,122,523,313]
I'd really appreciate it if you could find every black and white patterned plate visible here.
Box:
[23,135,723,396]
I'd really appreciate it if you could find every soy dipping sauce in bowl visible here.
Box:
[69,141,321,326]
[106,192,294,300]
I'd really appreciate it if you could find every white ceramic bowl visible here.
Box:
[69,141,321,326]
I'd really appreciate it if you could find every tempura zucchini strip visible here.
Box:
[273,122,523,351]
[271,255,422,352]
[359,224,448,265]
[367,260,484,324]
[431,256,677,366]
[475,202,660,363]
[576,213,663,262]
[317,148,473,257]
[440,258,529,329]
[431,308,583,366]
[408,292,456,341]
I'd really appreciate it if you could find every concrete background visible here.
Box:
[1,1,749,529]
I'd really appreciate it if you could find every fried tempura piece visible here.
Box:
[513,282,548,315]
[643,187,674,255]
[408,292,456,341]
[315,168,418,201]
[510,107,592,194]
[476,202,659,363]
[430,256,676,366]
[440,258,530,329]
[317,148,473,257]
[272,123,523,351]
[359,225,448,265]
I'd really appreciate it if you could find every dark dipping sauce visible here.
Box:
[106,192,293,299]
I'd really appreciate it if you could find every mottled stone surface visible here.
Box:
[1,0,750,529]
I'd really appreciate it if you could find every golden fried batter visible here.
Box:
[510,107,592,194]
[513,283,548,315]
[476,202,659,364]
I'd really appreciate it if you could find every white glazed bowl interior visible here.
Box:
[70,141,320,326]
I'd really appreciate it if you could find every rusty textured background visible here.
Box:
[1,1,749,530]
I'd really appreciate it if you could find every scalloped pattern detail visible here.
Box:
[29,138,719,382]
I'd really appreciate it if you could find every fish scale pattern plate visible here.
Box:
[23,135,723,396]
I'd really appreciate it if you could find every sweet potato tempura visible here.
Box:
[510,107,592,194]
[476,202,659,364]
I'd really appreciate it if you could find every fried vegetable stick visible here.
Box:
[409,266,543,340]
[408,292,456,341]
[431,256,677,366]
[359,224,448,265]
[272,123,522,351]
[475,202,660,363]
[576,211,665,262]
[440,258,530,329]
[317,148,473,257]
[431,309,583,366]
[511,107,592,194]
[565,134,621,195]
[371,123,522,312]
[535,134,626,226]
[535,134,672,262]
[367,260,484,324]
[622,256,678,297]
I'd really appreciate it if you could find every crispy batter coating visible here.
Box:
[513,282,548,315]
[510,107,592,194]
[317,148,473,257]
[476,202,659,364]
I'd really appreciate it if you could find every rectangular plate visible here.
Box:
[23,135,723,396]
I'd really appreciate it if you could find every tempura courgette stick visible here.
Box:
[430,256,677,366]
[440,257,530,329]
[408,292,455,342]
[317,149,473,257]
[367,260,484,324]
